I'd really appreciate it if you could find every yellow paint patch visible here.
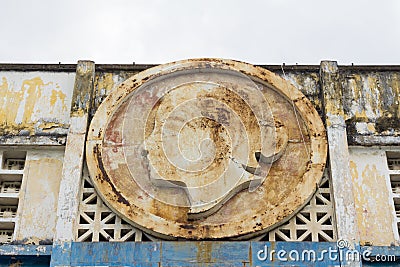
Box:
[349,161,358,179]
[351,159,395,246]
[0,76,69,135]
[21,77,45,124]
[50,89,67,111]
[0,76,24,128]
[38,122,68,132]
[367,123,375,132]
[95,73,115,93]
[354,110,368,121]
[71,109,85,117]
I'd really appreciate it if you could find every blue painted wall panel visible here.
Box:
[0,241,396,266]
[70,242,161,266]
[50,241,71,266]
[133,242,161,263]
[161,241,249,265]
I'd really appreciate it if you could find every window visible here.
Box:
[0,150,26,243]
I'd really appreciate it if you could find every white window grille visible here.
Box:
[391,176,400,195]
[77,163,337,242]
[5,159,25,170]
[0,182,21,194]
[0,230,13,243]
[0,150,26,243]
[388,158,400,171]
[0,206,17,218]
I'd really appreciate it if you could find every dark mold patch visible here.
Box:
[376,116,400,133]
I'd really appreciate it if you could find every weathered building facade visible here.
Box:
[0,59,399,266]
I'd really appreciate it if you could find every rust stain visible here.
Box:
[196,242,212,263]
[93,144,130,206]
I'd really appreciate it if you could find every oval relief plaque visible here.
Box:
[86,59,327,239]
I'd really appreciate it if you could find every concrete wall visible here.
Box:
[342,71,400,145]
[349,147,398,246]
[0,62,398,251]
[14,148,64,244]
[0,72,75,136]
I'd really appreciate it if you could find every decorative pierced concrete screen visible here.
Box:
[76,165,145,242]
[76,164,337,242]
[258,173,336,242]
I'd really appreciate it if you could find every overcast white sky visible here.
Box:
[1,0,399,65]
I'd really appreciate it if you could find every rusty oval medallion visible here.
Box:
[86,59,327,239]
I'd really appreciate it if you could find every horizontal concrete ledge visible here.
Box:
[1,63,400,73]
[0,135,67,146]
[0,63,157,72]
[348,135,400,146]
[0,64,78,72]
[1,135,398,149]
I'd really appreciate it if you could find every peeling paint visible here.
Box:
[14,150,64,244]
[54,61,95,243]
[321,61,360,247]
[0,72,74,136]
[343,71,400,139]
[349,147,397,246]
[92,71,137,115]
[279,72,322,114]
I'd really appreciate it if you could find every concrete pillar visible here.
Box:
[53,61,95,242]
[320,61,360,266]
